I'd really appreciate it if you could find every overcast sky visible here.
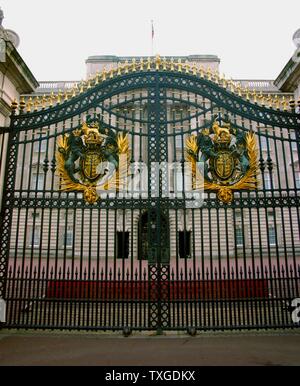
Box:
[1,0,299,81]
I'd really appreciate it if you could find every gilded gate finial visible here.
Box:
[11,98,18,113]
[117,63,122,76]
[131,58,136,72]
[139,58,144,71]
[207,67,212,80]
[124,60,129,74]
[26,97,33,112]
[162,57,167,71]
[109,67,114,78]
[253,89,257,104]
[155,54,161,70]
[147,57,151,71]
[192,63,197,76]
[19,96,26,112]
[170,58,175,71]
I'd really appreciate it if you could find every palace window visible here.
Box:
[178,231,191,259]
[117,232,129,260]
[268,225,276,246]
[267,211,277,246]
[65,226,73,248]
[235,226,244,247]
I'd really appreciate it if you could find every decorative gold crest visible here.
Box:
[56,120,130,204]
[186,118,259,203]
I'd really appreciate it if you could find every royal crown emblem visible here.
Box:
[56,118,130,204]
[186,117,259,203]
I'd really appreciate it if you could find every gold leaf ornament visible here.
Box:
[56,127,130,204]
[185,129,258,203]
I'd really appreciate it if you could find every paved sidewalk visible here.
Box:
[0,329,300,366]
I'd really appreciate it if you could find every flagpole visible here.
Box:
[151,20,154,57]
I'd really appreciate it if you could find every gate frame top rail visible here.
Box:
[10,60,300,131]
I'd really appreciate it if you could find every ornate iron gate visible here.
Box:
[0,57,299,332]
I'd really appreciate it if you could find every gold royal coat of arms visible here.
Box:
[56,119,130,204]
[186,118,259,203]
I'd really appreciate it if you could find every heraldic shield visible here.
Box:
[186,117,259,203]
[56,118,130,204]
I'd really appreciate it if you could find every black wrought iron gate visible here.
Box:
[0,57,299,332]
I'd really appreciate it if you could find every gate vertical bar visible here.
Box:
[147,72,170,332]
[0,105,19,308]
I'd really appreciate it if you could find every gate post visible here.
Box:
[0,102,19,305]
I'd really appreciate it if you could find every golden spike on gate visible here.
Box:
[27,97,33,112]
[198,65,204,78]
[170,57,175,71]
[147,57,151,71]
[274,95,280,110]
[48,93,53,107]
[245,88,250,101]
[214,70,220,84]
[19,96,26,112]
[124,60,129,74]
[185,60,190,74]
[42,94,47,108]
[155,54,161,70]
[162,57,167,71]
[117,63,122,76]
[11,98,18,112]
[206,66,212,80]
[109,66,114,78]
[237,83,242,97]
[57,91,62,104]
[131,58,136,72]
[267,94,272,108]
[177,58,182,72]
[252,89,257,104]
[34,96,40,111]
[139,58,144,71]
[192,63,197,75]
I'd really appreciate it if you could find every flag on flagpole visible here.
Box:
[151,20,154,40]
[151,20,154,56]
